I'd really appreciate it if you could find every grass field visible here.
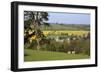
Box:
[41,24,90,31]
[24,49,90,62]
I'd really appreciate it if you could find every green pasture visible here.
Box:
[24,49,90,62]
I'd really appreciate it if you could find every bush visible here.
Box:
[24,37,90,56]
[81,40,90,56]
[24,40,37,50]
[75,39,90,55]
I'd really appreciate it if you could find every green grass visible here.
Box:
[24,49,90,62]
[41,24,90,31]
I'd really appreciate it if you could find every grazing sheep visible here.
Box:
[68,51,71,54]
[72,51,75,54]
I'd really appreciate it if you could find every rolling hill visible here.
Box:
[41,23,90,31]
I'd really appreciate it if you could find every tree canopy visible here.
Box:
[24,11,49,50]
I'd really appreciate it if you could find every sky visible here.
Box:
[46,12,90,25]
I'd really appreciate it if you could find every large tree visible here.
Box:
[24,11,49,50]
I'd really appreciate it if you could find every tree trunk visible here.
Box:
[35,12,41,50]
[35,24,41,50]
[32,12,44,51]
[36,38,41,51]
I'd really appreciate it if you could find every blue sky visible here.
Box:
[46,12,90,25]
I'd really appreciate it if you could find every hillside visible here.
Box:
[41,24,90,31]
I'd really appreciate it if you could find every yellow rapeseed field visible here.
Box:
[43,30,89,36]
[29,30,89,40]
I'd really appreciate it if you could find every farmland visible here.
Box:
[29,24,90,40]
[24,24,90,61]
[24,11,91,62]
[43,30,89,36]
[30,30,89,40]
[41,24,90,31]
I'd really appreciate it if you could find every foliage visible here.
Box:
[25,38,90,56]
[24,11,50,50]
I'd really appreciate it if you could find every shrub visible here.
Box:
[24,40,37,50]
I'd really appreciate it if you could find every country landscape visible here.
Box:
[24,11,90,62]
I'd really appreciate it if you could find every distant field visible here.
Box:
[24,49,90,62]
[28,24,90,40]
[43,30,89,36]
[31,30,90,39]
[41,24,90,31]
[29,30,89,40]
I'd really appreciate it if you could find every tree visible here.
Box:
[24,11,49,50]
